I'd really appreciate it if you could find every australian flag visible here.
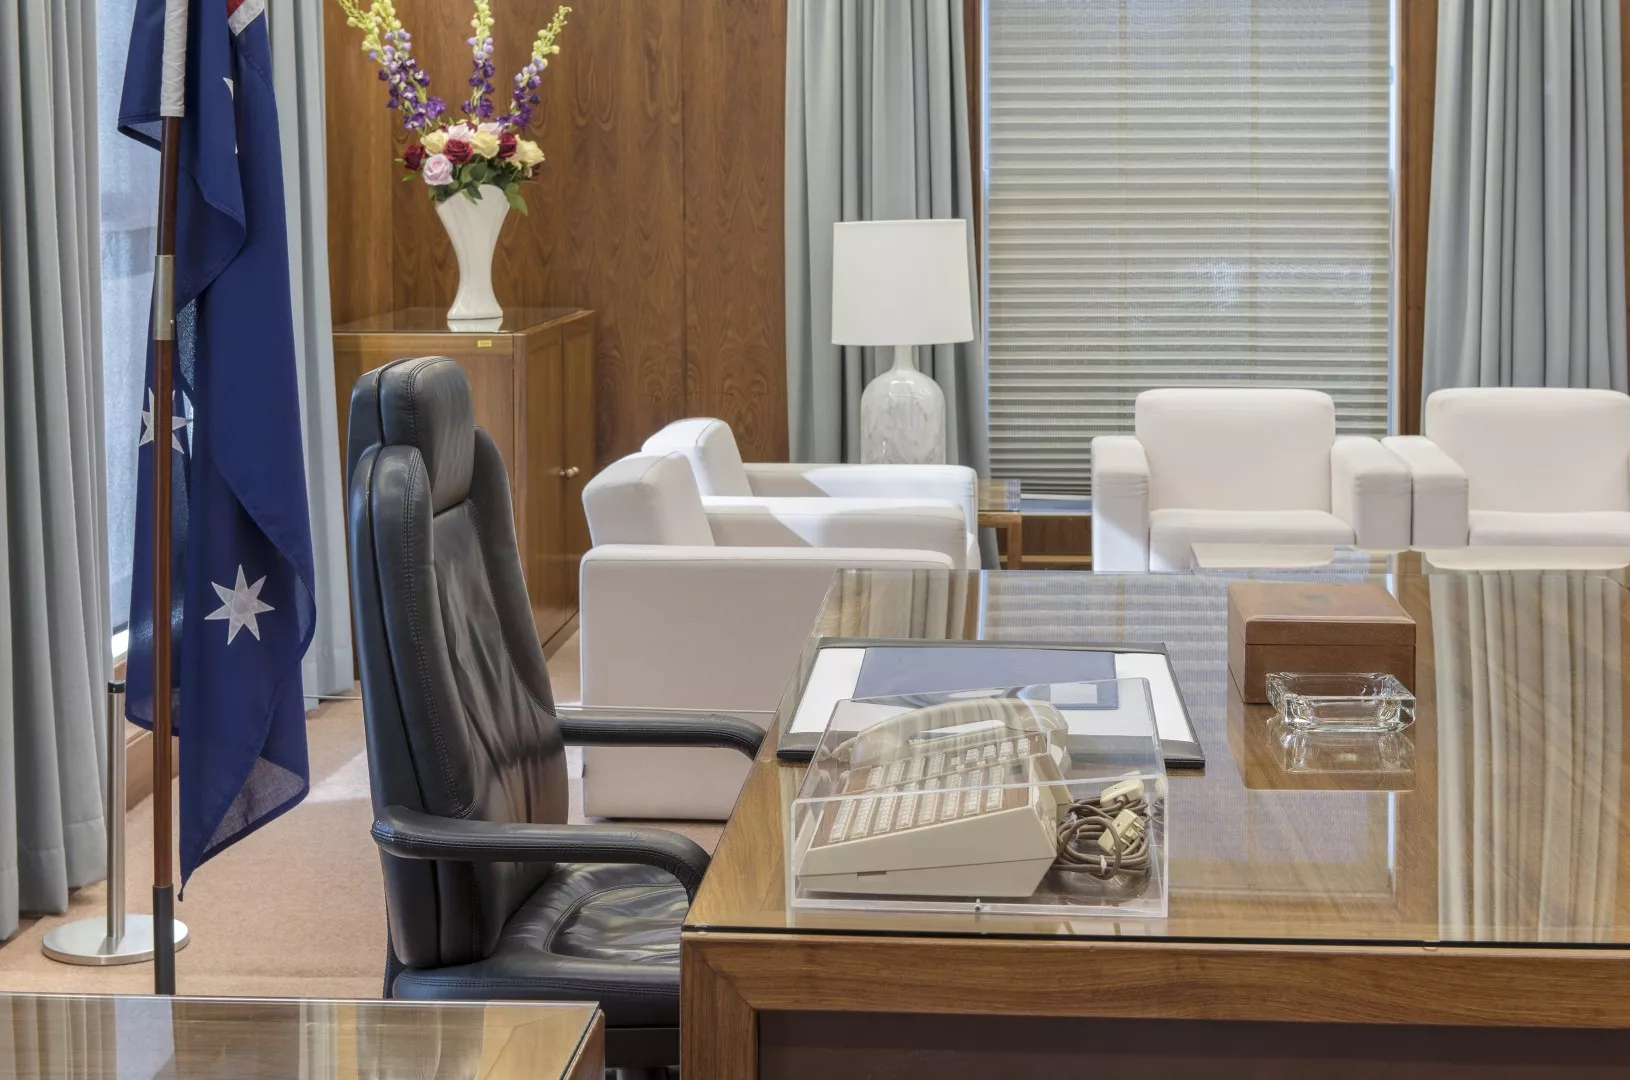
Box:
[119,0,315,886]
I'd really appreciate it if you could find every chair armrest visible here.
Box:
[703,497,969,567]
[554,706,764,759]
[371,804,711,897]
[1382,435,1470,547]
[1091,436,1151,571]
[1330,436,1412,550]
[742,463,979,534]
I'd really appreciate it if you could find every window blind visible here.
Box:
[985,0,1393,496]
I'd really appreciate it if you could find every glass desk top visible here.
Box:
[686,565,1630,949]
[333,307,585,334]
[0,994,599,1080]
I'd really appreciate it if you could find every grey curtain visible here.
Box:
[785,0,988,470]
[0,0,111,937]
[1423,0,1629,399]
[1432,573,1622,941]
[270,0,353,702]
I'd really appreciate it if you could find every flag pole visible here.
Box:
[150,0,191,997]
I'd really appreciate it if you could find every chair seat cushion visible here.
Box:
[1469,510,1630,547]
[1147,509,1355,572]
[391,862,685,1027]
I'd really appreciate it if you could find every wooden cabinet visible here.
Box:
[333,307,597,649]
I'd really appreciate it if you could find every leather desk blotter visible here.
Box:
[1226,580,1416,704]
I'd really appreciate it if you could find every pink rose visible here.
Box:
[421,153,454,186]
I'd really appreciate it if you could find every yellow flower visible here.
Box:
[469,131,501,159]
[422,129,448,155]
[514,139,545,168]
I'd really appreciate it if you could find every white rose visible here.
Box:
[477,121,503,136]
[514,139,545,168]
[421,129,448,155]
[469,131,501,159]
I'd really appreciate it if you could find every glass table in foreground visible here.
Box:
[1188,541,1630,575]
[0,994,603,1080]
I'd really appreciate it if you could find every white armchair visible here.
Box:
[643,417,981,567]
[578,452,966,819]
[1091,389,1413,571]
[1384,388,1630,548]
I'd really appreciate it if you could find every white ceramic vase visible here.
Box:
[860,345,947,464]
[436,184,510,331]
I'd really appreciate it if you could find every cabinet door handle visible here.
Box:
[560,466,582,479]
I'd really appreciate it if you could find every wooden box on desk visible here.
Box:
[1226,580,1416,704]
[333,306,596,649]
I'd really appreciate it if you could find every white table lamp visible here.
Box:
[832,219,975,464]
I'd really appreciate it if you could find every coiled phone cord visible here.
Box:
[1052,793,1152,878]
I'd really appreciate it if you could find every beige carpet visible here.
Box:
[0,633,722,998]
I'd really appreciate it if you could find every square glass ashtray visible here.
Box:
[1265,672,1416,733]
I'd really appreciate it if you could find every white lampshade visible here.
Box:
[831,219,975,346]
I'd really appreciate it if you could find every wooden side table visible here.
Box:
[979,479,1024,569]
[333,306,596,650]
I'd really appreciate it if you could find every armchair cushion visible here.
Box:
[1147,508,1353,572]
[582,453,715,546]
[702,496,969,567]
[742,462,978,534]
[1424,388,1630,513]
[1135,388,1336,512]
[642,417,753,496]
[1469,510,1630,548]
[1381,435,1469,548]
[1329,435,1412,549]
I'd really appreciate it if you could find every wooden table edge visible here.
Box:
[683,929,1630,1029]
[564,1009,606,1080]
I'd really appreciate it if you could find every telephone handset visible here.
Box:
[801,698,1081,898]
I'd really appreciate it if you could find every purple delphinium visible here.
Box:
[465,35,499,120]
[372,28,446,131]
[505,54,549,131]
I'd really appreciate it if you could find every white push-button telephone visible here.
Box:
[797,698,1082,898]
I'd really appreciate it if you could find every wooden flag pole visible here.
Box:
[151,109,183,997]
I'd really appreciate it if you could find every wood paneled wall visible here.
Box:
[325,0,787,466]
[1396,0,1437,436]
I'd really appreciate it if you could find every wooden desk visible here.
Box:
[0,993,603,1079]
[684,566,1630,1077]
[333,307,596,649]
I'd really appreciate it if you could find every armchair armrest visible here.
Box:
[371,804,711,897]
[1382,435,1470,547]
[742,463,978,534]
[702,497,969,567]
[1330,436,1412,550]
[1091,436,1151,571]
[554,706,764,759]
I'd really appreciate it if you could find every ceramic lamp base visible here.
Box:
[436,184,510,330]
[861,345,946,464]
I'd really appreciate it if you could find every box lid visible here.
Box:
[1227,581,1415,647]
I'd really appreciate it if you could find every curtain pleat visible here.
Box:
[785,0,988,474]
[269,0,353,701]
[0,0,110,939]
[1423,0,1629,398]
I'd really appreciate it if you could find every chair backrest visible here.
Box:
[1134,388,1336,512]
[1423,388,1630,513]
[642,418,753,497]
[347,357,566,972]
[583,453,717,546]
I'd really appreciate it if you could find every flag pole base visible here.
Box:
[153,886,179,994]
[42,914,190,967]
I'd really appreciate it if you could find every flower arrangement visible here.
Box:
[334,0,570,214]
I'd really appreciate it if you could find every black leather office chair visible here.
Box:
[345,357,763,1070]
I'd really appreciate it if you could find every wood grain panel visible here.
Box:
[1397,0,1437,436]
[682,0,789,464]
[519,326,570,640]
[322,0,395,325]
[561,316,596,604]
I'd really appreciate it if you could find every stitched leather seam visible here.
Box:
[397,976,675,997]
[540,883,667,953]
[464,498,554,718]
[398,456,463,816]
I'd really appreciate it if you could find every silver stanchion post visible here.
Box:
[43,681,189,965]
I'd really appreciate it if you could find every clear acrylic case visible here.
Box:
[788,679,1168,918]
